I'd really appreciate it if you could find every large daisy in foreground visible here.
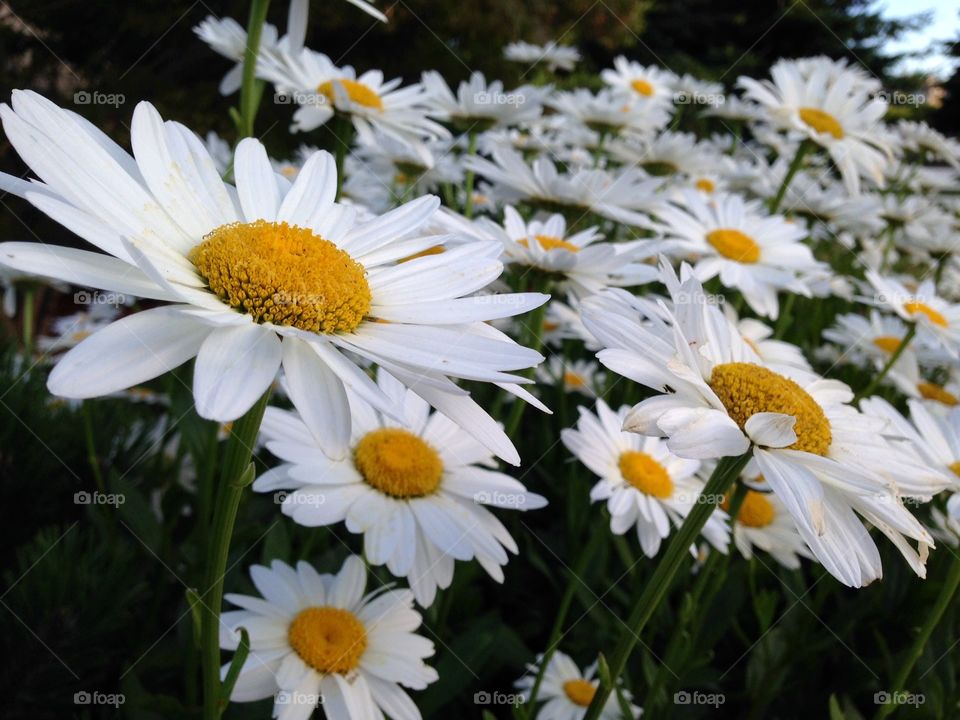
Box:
[581,261,944,587]
[220,556,437,720]
[0,92,547,464]
[254,370,547,606]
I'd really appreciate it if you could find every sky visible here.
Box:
[878,0,958,77]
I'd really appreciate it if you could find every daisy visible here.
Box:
[654,191,822,319]
[562,399,730,558]
[465,147,663,228]
[726,307,811,370]
[495,206,659,296]
[420,71,546,130]
[257,48,448,144]
[543,296,601,351]
[601,56,677,107]
[194,15,282,95]
[253,370,547,606]
[608,131,721,178]
[546,88,671,137]
[866,271,960,357]
[895,120,960,169]
[580,262,941,587]
[504,41,581,72]
[738,58,890,195]
[0,92,548,465]
[536,356,603,397]
[220,555,437,719]
[725,475,812,570]
[515,651,634,720]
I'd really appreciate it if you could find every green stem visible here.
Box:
[773,293,796,340]
[593,129,609,168]
[201,391,271,720]
[21,285,35,357]
[462,130,479,218]
[873,553,960,720]
[81,401,107,496]
[238,0,271,139]
[581,451,752,720]
[334,114,354,201]
[769,140,812,214]
[524,528,606,719]
[853,323,917,404]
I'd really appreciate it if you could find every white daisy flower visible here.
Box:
[536,356,603,397]
[504,41,581,72]
[253,370,547,607]
[562,399,730,558]
[866,271,960,358]
[194,15,282,95]
[543,296,601,351]
[608,131,720,178]
[546,88,671,137]
[220,555,437,720]
[257,48,448,144]
[496,206,658,296]
[654,191,822,319]
[0,92,548,465]
[581,262,941,587]
[465,147,663,228]
[739,58,890,195]
[420,71,546,130]
[36,303,123,356]
[601,56,677,107]
[895,120,960,169]
[516,651,634,720]
[725,478,811,570]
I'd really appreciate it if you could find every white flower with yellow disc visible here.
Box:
[515,651,633,720]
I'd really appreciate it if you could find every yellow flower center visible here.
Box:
[904,301,948,328]
[872,335,903,354]
[618,451,674,498]
[354,428,443,498]
[399,245,446,263]
[288,606,367,674]
[706,229,761,263]
[918,382,958,406]
[695,178,716,193]
[798,107,844,139]
[631,79,654,97]
[564,370,586,388]
[949,461,960,478]
[318,79,384,110]
[722,489,775,528]
[708,362,832,456]
[190,221,371,334]
[519,234,580,253]
[563,679,597,707]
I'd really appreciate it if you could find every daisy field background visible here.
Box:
[0,1,959,719]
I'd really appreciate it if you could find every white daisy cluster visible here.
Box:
[2,7,960,719]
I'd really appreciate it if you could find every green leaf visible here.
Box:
[219,627,250,709]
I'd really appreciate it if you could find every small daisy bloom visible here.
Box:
[655,191,821,319]
[220,556,437,720]
[536,356,602,397]
[258,48,448,144]
[253,370,547,606]
[546,88,671,137]
[738,58,890,194]
[194,15,281,95]
[497,206,658,296]
[516,651,634,720]
[866,271,960,358]
[562,399,730,557]
[503,41,581,72]
[420,71,546,130]
[580,262,941,587]
[0,92,548,465]
[601,56,677,107]
[725,477,812,570]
